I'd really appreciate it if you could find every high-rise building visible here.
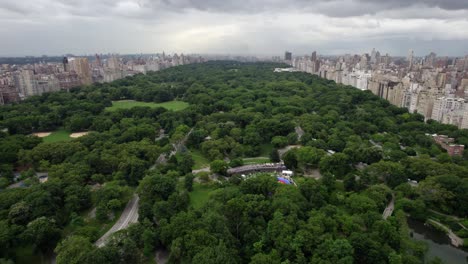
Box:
[407,49,414,69]
[69,57,92,85]
[424,52,437,68]
[464,55,468,71]
[63,57,69,72]
[14,70,36,97]
[359,54,369,70]
[284,51,292,61]
[107,56,120,70]
[311,51,317,62]
[95,54,102,67]
[370,48,377,64]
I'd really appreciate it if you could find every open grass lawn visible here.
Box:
[243,157,271,165]
[42,129,72,143]
[106,100,189,112]
[189,184,216,209]
[190,149,210,170]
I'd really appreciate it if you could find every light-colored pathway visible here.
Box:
[427,219,464,247]
[382,194,395,220]
[95,194,139,247]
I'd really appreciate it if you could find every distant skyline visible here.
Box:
[1,0,468,57]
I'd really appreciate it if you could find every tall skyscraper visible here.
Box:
[407,49,414,69]
[107,56,120,70]
[63,57,69,72]
[14,70,36,97]
[284,51,292,61]
[370,48,377,64]
[464,55,468,71]
[95,54,102,67]
[424,52,437,68]
[311,51,317,62]
[69,57,92,85]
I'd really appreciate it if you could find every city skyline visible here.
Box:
[0,49,467,60]
[1,0,468,57]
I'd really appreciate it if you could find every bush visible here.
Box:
[229,158,244,168]
[96,205,108,222]
[210,160,228,175]
[75,226,100,241]
[185,174,195,191]
[198,172,211,183]
[455,229,468,238]
[107,199,122,211]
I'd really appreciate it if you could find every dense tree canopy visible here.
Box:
[0,61,467,263]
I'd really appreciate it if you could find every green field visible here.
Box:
[106,100,189,111]
[191,149,210,170]
[243,157,271,165]
[42,129,72,143]
[189,184,216,209]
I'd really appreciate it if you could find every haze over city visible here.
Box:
[1,0,468,56]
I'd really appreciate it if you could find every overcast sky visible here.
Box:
[0,0,468,57]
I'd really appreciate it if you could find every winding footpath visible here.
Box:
[427,219,464,247]
[382,194,395,220]
[95,194,139,247]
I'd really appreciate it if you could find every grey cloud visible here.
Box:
[0,0,467,56]
[0,3,29,14]
[156,0,468,14]
[357,0,468,10]
[2,0,468,19]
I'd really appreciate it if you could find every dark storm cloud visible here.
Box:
[357,0,468,10]
[0,2,33,14]
[1,0,467,18]
[155,0,468,14]
[0,0,467,56]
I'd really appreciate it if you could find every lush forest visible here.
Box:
[1,61,468,264]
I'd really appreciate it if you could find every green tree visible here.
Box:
[185,174,195,191]
[192,241,239,264]
[319,153,350,178]
[210,160,228,175]
[8,201,31,225]
[55,236,94,264]
[137,172,177,202]
[23,217,61,253]
[269,149,280,163]
[363,161,406,188]
[283,150,298,170]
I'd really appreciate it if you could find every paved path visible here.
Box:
[382,194,395,220]
[427,219,464,247]
[429,209,468,231]
[155,249,170,264]
[295,126,304,141]
[192,167,210,174]
[154,128,193,167]
[95,194,139,247]
[7,180,25,189]
[278,145,302,158]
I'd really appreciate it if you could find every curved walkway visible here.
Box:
[192,167,210,174]
[95,194,139,247]
[382,194,395,220]
[427,219,464,247]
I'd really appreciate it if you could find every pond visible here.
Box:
[408,218,468,264]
